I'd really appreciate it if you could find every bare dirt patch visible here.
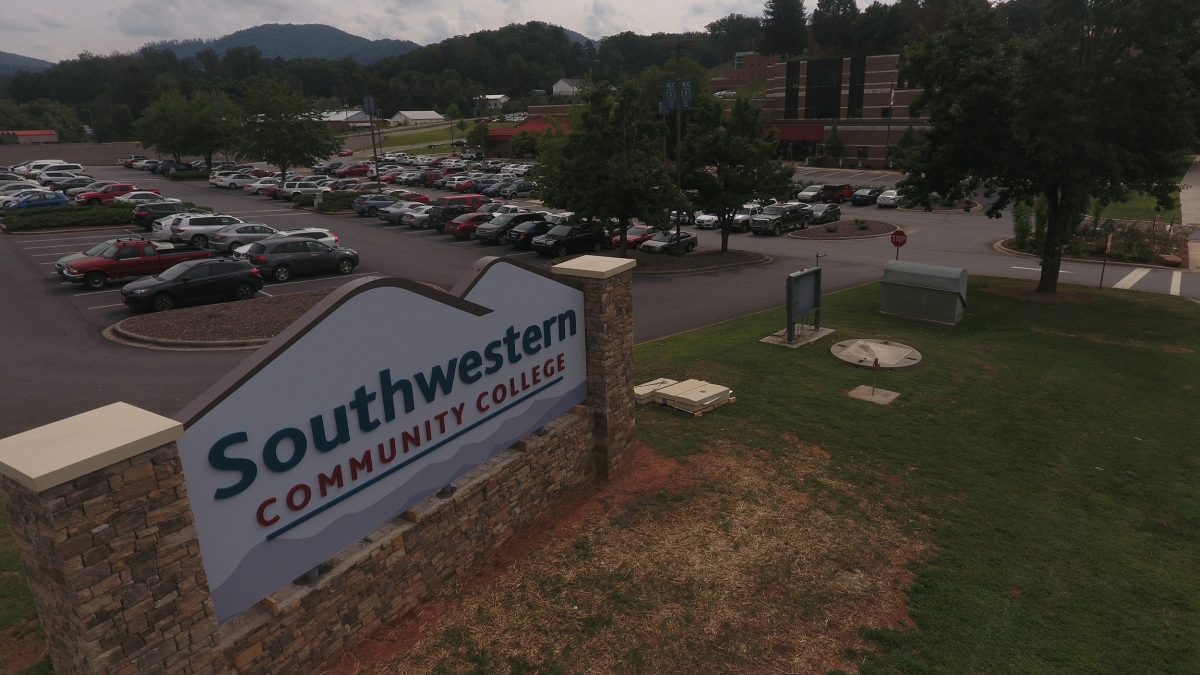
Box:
[119,290,334,342]
[330,441,925,675]
[0,619,46,675]
[789,219,898,240]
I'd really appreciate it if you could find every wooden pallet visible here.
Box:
[660,396,736,417]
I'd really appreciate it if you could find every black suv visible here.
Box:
[474,212,543,243]
[750,203,812,235]
[120,259,264,312]
[428,204,473,232]
[132,202,205,230]
[533,222,605,257]
[244,237,360,282]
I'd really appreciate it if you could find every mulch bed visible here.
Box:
[789,219,897,240]
[997,237,1189,268]
[119,290,333,342]
[553,248,769,274]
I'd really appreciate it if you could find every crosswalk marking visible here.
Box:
[1112,268,1150,290]
[1170,270,1182,296]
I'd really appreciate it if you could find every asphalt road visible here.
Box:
[2,164,1195,438]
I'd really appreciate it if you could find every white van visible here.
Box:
[22,160,67,174]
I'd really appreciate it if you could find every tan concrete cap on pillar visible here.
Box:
[0,402,183,492]
[551,255,636,279]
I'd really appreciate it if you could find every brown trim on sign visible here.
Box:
[175,275,493,428]
[451,256,584,297]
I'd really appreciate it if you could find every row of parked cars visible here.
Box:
[0,160,177,210]
[795,183,905,208]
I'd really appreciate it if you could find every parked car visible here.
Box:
[639,230,698,254]
[208,171,241,186]
[131,202,206,230]
[611,224,659,248]
[821,184,855,203]
[3,191,69,209]
[232,228,338,256]
[389,189,429,203]
[208,223,279,251]
[74,183,141,205]
[0,189,52,208]
[352,193,399,217]
[277,181,325,200]
[378,202,428,224]
[313,161,344,175]
[478,202,522,215]
[433,194,487,211]
[61,239,212,289]
[168,213,246,247]
[876,190,902,208]
[427,204,473,231]
[532,222,606,257]
[133,159,160,171]
[152,160,192,175]
[731,204,763,232]
[115,191,178,204]
[401,205,436,229]
[215,173,256,189]
[338,149,354,157]
[118,155,147,167]
[499,181,537,199]
[810,203,841,224]
[694,213,720,229]
[444,212,494,239]
[121,258,264,311]
[47,176,96,192]
[474,212,544,244]
[794,184,823,203]
[483,181,514,198]
[320,179,362,192]
[54,239,119,276]
[37,170,87,185]
[506,219,553,248]
[334,163,371,178]
[243,237,359,282]
[750,202,812,235]
[244,178,279,195]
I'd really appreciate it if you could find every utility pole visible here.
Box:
[661,39,695,237]
[884,76,895,169]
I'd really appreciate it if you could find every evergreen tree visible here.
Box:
[761,0,808,57]
[811,0,860,53]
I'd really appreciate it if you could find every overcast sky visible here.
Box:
[2,0,886,63]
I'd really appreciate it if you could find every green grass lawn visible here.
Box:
[635,278,1200,674]
[380,122,515,150]
[1094,191,1183,223]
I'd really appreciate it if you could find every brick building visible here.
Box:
[709,52,781,93]
[762,54,928,167]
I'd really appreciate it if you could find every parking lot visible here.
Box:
[3,161,1198,437]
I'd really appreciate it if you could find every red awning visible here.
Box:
[771,125,824,142]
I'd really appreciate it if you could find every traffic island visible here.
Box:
[552,248,771,275]
[995,237,1190,269]
[788,219,898,240]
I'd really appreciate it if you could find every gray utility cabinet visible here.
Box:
[880,260,968,324]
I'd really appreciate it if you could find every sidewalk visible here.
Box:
[1181,157,1200,227]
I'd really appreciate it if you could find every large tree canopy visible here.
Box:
[897,0,1200,292]
[236,78,341,175]
[761,0,809,57]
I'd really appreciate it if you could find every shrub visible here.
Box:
[854,218,869,230]
[167,170,208,180]
[1012,201,1033,248]
[293,194,315,207]
[316,191,357,212]
[825,222,839,233]
[2,204,131,231]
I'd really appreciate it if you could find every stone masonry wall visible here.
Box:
[218,410,594,675]
[1,442,225,675]
[580,270,637,478]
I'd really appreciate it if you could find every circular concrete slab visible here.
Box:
[831,339,923,371]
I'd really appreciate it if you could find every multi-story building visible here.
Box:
[761,54,928,167]
[709,52,782,93]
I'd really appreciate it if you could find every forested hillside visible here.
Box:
[145,24,421,64]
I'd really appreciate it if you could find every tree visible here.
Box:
[183,90,240,168]
[824,125,843,160]
[683,96,794,252]
[446,103,464,119]
[236,78,341,176]
[811,0,860,53]
[134,91,190,162]
[850,1,905,54]
[761,0,808,57]
[706,14,763,60]
[511,130,540,158]
[897,0,1200,293]
[466,123,493,152]
[538,80,681,256]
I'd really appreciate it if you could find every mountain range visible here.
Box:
[144,24,422,64]
[0,50,53,76]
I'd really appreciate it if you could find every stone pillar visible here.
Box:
[0,402,226,675]
[552,256,637,478]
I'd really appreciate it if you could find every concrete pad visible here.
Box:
[760,326,836,348]
[551,255,636,279]
[848,385,900,405]
[0,402,182,492]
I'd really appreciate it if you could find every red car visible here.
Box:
[379,172,404,184]
[444,212,493,239]
[334,163,370,178]
[391,190,429,203]
[455,179,478,192]
[611,224,659,248]
[74,183,149,205]
[60,238,211,289]
[263,185,280,199]
[338,149,354,157]
[248,168,272,178]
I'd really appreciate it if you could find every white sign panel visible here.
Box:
[175,258,587,623]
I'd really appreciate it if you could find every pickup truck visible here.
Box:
[61,239,212,289]
[74,184,153,205]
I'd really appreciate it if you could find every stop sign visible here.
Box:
[890,230,908,247]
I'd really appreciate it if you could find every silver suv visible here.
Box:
[209,223,279,251]
[278,181,325,200]
[168,214,245,247]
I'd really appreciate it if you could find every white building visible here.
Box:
[320,109,375,129]
[481,94,510,109]
[389,110,446,126]
[552,78,582,97]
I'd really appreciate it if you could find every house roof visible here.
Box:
[4,130,58,136]
[391,110,444,121]
[483,94,509,100]
[489,115,570,140]
[321,110,370,122]
[555,78,581,87]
